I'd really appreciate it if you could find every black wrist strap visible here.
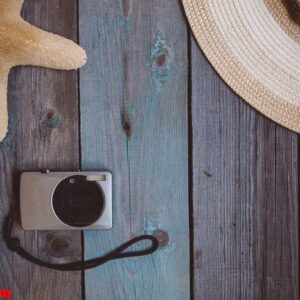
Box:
[3,215,159,271]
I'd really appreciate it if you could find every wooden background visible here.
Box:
[0,1,298,299]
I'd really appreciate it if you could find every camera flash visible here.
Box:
[86,175,106,182]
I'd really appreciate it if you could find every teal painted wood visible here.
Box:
[79,0,189,299]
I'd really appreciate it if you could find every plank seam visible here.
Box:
[187,27,195,300]
[76,0,85,299]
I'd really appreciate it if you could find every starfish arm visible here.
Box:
[0,66,9,141]
[10,21,87,70]
[0,0,24,19]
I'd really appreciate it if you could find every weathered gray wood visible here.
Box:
[192,39,299,299]
[79,0,189,299]
[0,1,81,299]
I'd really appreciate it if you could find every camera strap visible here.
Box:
[3,215,159,271]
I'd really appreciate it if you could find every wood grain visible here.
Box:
[191,39,299,300]
[0,1,81,299]
[79,0,189,299]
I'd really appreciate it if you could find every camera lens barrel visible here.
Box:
[52,175,105,228]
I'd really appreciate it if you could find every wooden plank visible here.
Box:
[191,39,299,300]
[79,0,189,299]
[0,1,81,299]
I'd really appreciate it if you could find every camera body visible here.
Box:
[20,171,112,230]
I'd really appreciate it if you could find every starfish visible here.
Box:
[0,0,87,141]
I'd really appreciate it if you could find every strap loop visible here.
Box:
[5,237,20,252]
[3,215,159,271]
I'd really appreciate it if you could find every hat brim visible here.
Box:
[182,0,300,133]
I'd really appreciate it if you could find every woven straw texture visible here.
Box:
[182,0,300,132]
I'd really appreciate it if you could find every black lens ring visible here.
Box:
[52,175,105,227]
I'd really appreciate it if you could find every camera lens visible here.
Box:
[52,175,105,227]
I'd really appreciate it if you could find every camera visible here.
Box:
[20,171,112,230]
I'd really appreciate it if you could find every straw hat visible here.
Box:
[182,0,300,132]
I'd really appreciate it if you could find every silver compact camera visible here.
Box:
[20,171,112,230]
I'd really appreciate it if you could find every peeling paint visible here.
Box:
[144,214,175,253]
[0,116,15,150]
[40,110,62,137]
[149,33,174,91]
[144,214,159,234]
